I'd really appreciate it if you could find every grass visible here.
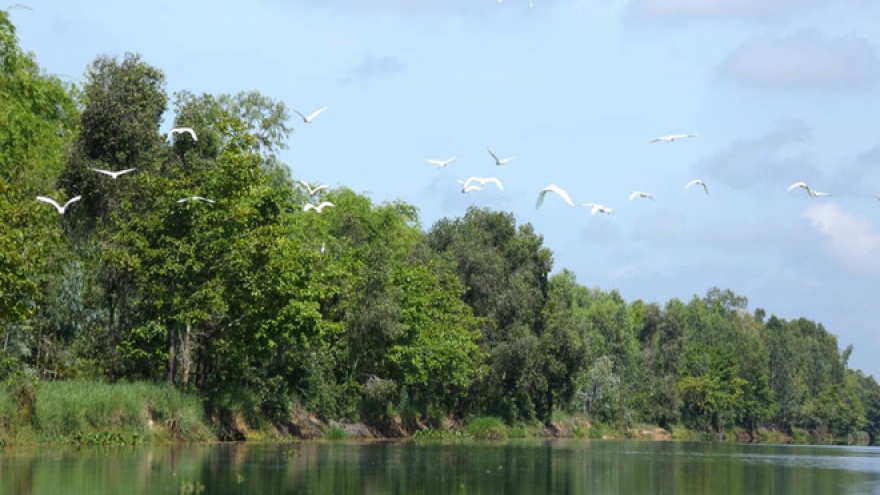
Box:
[0,380,212,445]
[324,426,347,440]
[466,416,507,440]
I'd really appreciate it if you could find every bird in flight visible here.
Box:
[536,185,575,209]
[36,195,82,214]
[171,127,198,141]
[487,148,514,166]
[177,196,215,204]
[427,155,462,168]
[303,201,335,213]
[294,106,327,124]
[300,180,328,196]
[580,202,614,215]
[628,191,653,201]
[459,177,503,192]
[649,134,697,143]
[685,179,709,195]
[788,181,830,198]
[92,168,136,179]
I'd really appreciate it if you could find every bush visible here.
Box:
[466,416,507,440]
[324,426,347,440]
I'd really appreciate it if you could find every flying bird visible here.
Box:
[92,168,136,179]
[36,195,82,214]
[300,180,328,195]
[628,191,653,201]
[649,134,697,143]
[303,201,335,213]
[177,196,215,204]
[459,176,503,192]
[685,179,709,195]
[427,155,462,168]
[580,202,614,215]
[293,106,327,123]
[487,148,514,166]
[536,185,575,209]
[788,182,830,198]
[170,127,198,141]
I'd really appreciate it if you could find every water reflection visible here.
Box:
[2,440,879,494]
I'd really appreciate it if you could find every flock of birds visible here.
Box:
[423,131,854,218]
[35,112,338,216]
[35,106,862,227]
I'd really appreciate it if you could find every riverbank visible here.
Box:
[0,380,868,447]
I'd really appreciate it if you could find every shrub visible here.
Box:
[467,416,507,440]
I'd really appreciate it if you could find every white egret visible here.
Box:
[685,179,709,195]
[177,196,215,204]
[36,195,82,214]
[487,148,514,166]
[628,191,653,201]
[580,202,614,215]
[536,185,575,209]
[303,201,335,213]
[427,155,462,168]
[294,106,327,123]
[92,168,136,179]
[300,180,328,195]
[788,181,830,198]
[460,177,503,192]
[170,127,198,141]
[649,133,697,143]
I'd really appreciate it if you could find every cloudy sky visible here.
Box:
[11,0,880,376]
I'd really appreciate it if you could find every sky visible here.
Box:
[9,0,880,377]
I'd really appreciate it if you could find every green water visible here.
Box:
[2,440,879,494]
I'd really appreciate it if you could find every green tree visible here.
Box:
[427,207,554,422]
[678,344,746,435]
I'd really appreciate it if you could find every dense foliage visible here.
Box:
[2,12,879,443]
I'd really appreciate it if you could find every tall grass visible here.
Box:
[0,380,212,444]
[466,416,507,440]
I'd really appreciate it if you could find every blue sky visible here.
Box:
[11,0,880,376]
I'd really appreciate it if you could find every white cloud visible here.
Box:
[803,202,880,276]
[717,29,880,90]
[695,118,817,190]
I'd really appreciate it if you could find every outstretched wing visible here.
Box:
[487,148,501,165]
[545,185,574,207]
[63,196,83,209]
[306,107,327,121]
[36,196,63,213]
[485,178,503,191]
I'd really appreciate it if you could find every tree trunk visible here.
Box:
[181,323,192,387]
[166,324,177,384]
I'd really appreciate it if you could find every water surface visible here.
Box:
[2,440,879,494]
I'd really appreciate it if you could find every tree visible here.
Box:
[427,207,555,421]
[0,10,78,376]
[678,344,746,435]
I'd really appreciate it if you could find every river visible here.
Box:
[2,439,879,494]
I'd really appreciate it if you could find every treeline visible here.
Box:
[2,12,879,443]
